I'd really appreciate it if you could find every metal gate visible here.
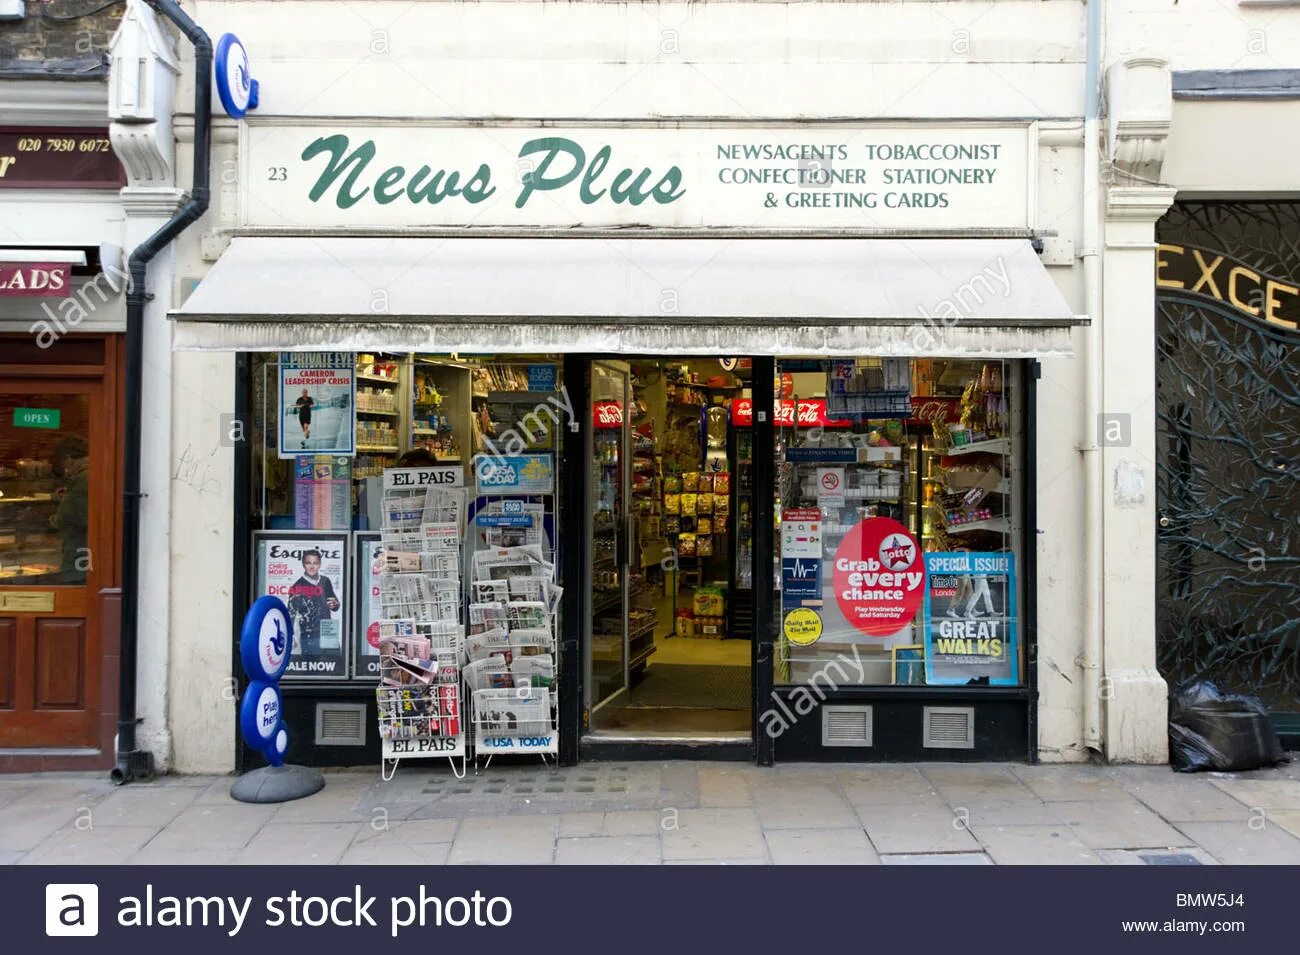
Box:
[1154,202,1300,716]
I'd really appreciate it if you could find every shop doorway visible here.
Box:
[0,371,114,750]
[584,359,754,740]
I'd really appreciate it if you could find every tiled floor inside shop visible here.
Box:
[4,760,1300,865]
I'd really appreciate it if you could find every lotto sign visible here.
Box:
[237,595,294,766]
[832,517,925,636]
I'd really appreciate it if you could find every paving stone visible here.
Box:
[855,803,981,855]
[555,812,607,837]
[555,835,661,865]
[661,809,766,862]
[972,825,1103,864]
[20,825,159,865]
[751,782,859,829]
[949,797,1069,828]
[1172,821,1300,864]
[764,827,879,865]
[0,805,81,852]
[663,857,768,865]
[1211,778,1300,812]
[1056,799,1194,849]
[352,817,459,846]
[234,822,361,864]
[270,790,372,824]
[1123,780,1255,823]
[838,766,941,806]
[449,815,557,865]
[920,763,1026,794]
[143,804,277,853]
[881,852,992,865]
[338,840,451,864]
[76,785,200,827]
[0,851,23,864]
[603,810,663,836]
[1270,811,1300,840]
[1013,764,1132,802]
[1096,848,1218,866]
[697,768,754,808]
[129,847,240,865]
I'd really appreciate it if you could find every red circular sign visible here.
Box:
[833,517,925,636]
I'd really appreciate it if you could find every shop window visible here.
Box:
[247,352,565,683]
[773,358,1024,689]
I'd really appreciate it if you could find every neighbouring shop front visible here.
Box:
[0,116,129,768]
[1155,200,1300,746]
[173,120,1082,768]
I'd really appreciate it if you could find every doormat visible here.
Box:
[629,664,750,710]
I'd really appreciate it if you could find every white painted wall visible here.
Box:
[157,0,1300,771]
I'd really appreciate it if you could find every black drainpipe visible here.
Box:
[112,0,212,784]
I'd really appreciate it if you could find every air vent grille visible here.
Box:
[315,703,367,746]
[822,705,872,747]
[923,706,975,749]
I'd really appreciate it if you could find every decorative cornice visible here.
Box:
[1106,185,1177,222]
[118,185,186,218]
[1105,56,1173,222]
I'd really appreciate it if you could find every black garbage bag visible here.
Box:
[1169,680,1289,773]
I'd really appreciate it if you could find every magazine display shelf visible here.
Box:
[376,467,469,780]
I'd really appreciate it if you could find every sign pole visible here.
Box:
[230,595,325,803]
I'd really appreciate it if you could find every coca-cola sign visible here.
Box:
[593,401,624,428]
[0,262,71,297]
[731,398,850,428]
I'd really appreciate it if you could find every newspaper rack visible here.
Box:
[376,466,469,781]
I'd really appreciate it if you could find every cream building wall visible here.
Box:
[150,0,1300,772]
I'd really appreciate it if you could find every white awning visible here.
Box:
[171,236,1083,356]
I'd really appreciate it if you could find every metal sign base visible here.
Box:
[230,764,326,804]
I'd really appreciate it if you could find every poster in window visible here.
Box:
[922,551,1018,686]
[278,352,356,458]
[254,532,349,680]
[354,532,384,678]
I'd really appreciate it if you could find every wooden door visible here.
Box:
[0,378,110,748]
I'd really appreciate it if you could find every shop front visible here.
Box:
[172,120,1082,768]
[0,105,130,768]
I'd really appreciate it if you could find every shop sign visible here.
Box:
[242,123,1033,231]
[731,398,851,427]
[922,551,1018,685]
[214,33,260,120]
[816,467,846,507]
[780,507,823,559]
[1156,243,1299,333]
[592,400,624,428]
[908,395,961,428]
[238,595,293,765]
[383,465,463,489]
[0,127,124,189]
[526,364,557,391]
[13,407,60,429]
[474,453,555,494]
[832,517,925,637]
[783,607,824,647]
[0,263,71,297]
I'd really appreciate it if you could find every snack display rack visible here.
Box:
[375,467,468,780]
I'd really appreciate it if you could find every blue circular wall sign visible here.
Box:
[214,33,259,119]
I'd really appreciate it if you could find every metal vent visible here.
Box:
[923,706,975,749]
[315,703,367,746]
[821,705,872,747]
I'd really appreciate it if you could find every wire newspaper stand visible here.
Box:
[467,451,561,770]
[376,466,469,780]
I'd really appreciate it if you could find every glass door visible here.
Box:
[586,362,631,715]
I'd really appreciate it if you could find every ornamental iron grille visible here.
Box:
[1155,202,1299,714]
